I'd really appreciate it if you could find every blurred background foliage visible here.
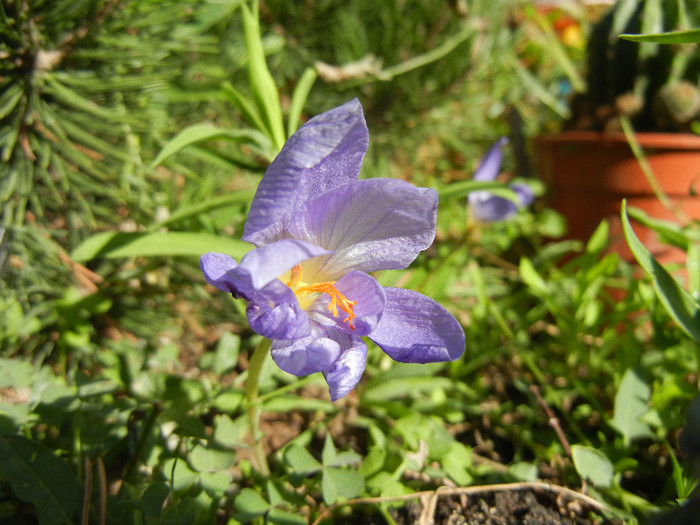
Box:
[1,0,698,524]
[2,0,582,359]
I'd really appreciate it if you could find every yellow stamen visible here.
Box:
[287,263,304,289]
[286,264,357,329]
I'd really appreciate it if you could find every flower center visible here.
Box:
[286,264,357,329]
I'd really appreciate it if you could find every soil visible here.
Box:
[427,489,613,525]
[333,487,619,525]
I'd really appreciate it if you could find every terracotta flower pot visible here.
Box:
[534,131,700,265]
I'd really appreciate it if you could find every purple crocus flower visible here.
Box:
[468,137,534,222]
[200,99,465,401]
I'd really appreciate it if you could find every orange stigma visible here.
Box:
[286,264,357,329]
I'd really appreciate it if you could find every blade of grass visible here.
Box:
[151,124,271,167]
[241,0,285,152]
[619,116,688,222]
[286,67,317,137]
[71,231,252,262]
[221,81,268,138]
[621,200,700,342]
[437,180,517,202]
[150,191,255,230]
[620,28,700,44]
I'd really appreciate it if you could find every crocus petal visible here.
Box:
[470,193,518,222]
[288,178,437,280]
[246,280,311,340]
[309,270,386,336]
[243,99,369,247]
[200,252,246,295]
[271,326,342,376]
[511,181,535,208]
[238,239,332,290]
[323,335,367,402]
[201,252,312,339]
[368,287,465,363]
[470,181,534,222]
[473,137,507,183]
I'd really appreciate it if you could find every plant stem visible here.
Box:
[620,116,689,223]
[246,337,272,476]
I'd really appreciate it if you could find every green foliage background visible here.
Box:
[1,1,698,524]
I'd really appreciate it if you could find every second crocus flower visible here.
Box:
[468,137,534,222]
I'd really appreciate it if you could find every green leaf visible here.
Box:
[241,0,285,152]
[620,28,700,44]
[162,457,198,494]
[213,414,245,446]
[71,231,252,262]
[621,201,700,342]
[438,180,517,201]
[611,367,654,444]
[283,444,322,474]
[206,332,240,375]
[77,379,118,398]
[324,467,364,500]
[360,448,386,478]
[627,206,698,250]
[151,124,270,166]
[221,81,268,137]
[443,444,473,486]
[361,375,455,403]
[512,60,569,118]
[200,471,232,497]
[0,434,82,525]
[262,394,335,413]
[585,220,609,253]
[611,0,643,38]
[286,67,317,137]
[380,480,413,500]
[321,469,338,505]
[519,257,550,296]
[151,191,255,230]
[267,508,308,524]
[0,358,35,388]
[328,450,363,468]
[140,481,170,517]
[508,462,538,482]
[571,445,614,488]
[189,443,236,472]
[321,433,337,466]
[234,488,270,521]
[212,391,244,414]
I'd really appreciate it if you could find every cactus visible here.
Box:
[567,0,700,133]
[655,80,700,130]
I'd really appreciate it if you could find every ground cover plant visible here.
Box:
[1,1,699,524]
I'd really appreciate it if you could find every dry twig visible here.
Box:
[530,384,573,458]
[311,481,610,525]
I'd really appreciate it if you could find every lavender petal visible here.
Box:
[473,137,507,183]
[271,327,342,376]
[323,335,367,402]
[238,239,332,290]
[368,287,465,363]
[246,280,311,340]
[470,193,519,222]
[288,178,437,280]
[243,99,368,246]
[511,181,535,208]
[200,252,243,294]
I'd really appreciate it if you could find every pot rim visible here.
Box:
[534,130,700,150]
